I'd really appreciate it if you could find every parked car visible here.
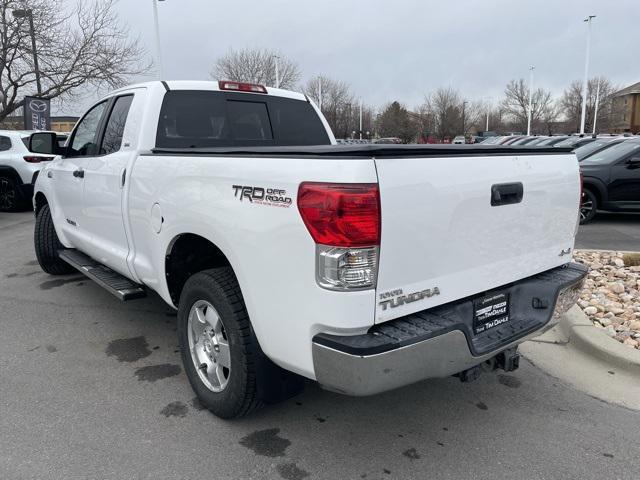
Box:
[479,136,503,144]
[579,138,640,223]
[0,130,55,211]
[30,80,586,418]
[534,136,569,146]
[498,135,524,145]
[510,136,544,146]
[452,135,466,144]
[575,137,629,161]
[553,136,596,149]
[525,136,551,146]
[374,137,402,144]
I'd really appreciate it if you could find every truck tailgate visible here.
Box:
[374,153,580,323]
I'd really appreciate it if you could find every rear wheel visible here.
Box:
[0,176,24,212]
[178,268,263,418]
[34,204,75,275]
[580,189,598,224]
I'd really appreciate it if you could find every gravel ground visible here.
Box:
[574,250,640,350]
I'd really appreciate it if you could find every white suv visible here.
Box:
[0,130,54,211]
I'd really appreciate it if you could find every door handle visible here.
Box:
[72,169,84,178]
[491,182,523,206]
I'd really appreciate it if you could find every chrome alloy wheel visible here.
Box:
[187,300,231,392]
[580,198,594,222]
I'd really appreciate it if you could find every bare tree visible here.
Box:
[0,0,149,122]
[425,87,463,140]
[560,77,618,133]
[211,48,301,89]
[302,75,374,139]
[501,79,555,134]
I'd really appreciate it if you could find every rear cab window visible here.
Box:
[156,90,330,148]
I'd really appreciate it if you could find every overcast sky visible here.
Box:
[74,0,639,113]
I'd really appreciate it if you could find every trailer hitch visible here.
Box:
[456,346,520,383]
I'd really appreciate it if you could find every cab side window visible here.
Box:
[100,95,134,155]
[68,101,108,157]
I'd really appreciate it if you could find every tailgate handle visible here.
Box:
[491,182,523,206]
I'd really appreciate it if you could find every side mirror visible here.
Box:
[29,132,58,155]
[627,155,640,165]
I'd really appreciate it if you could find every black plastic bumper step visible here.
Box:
[314,262,587,357]
[59,249,146,301]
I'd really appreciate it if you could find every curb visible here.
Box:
[560,305,640,376]
[574,249,640,254]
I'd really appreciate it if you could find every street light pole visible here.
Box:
[152,0,165,79]
[592,78,601,135]
[359,99,363,140]
[579,15,596,135]
[484,96,492,132]
[12,9,42,95]
[273,56,280,88]
[461,101,468,135]
[527,66,535,136]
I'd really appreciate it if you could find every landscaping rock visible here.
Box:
[574,250,640,351]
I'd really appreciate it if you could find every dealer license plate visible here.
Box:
[473,291,510,334]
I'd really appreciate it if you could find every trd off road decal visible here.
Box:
[378,287,440,311]
[232,185,292,208]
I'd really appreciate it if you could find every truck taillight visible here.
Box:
[218,80,267,94]
[298,182,380,290]
[297,183,380,247]
[23,156,53,163]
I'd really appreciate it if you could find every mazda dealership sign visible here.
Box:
[23,96,50,130]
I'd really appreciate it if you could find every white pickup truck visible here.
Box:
[30,80,587,418]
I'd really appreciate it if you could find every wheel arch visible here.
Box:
[0,165,22,183]
[164,233,236,306]
[581,177,606,206]
[34,191,48,215]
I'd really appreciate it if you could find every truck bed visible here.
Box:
[150,144,573,157]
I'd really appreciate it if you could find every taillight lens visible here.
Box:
[23,156,53,163]
[297,182,380,247]
[298,182,380,290]
[317,245,379,290]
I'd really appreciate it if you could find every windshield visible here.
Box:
[554,138,581,147]
[537,137,567,146]
[575,139,621,160]
[582,140,640,164]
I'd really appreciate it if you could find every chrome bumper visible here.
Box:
[312,263,586,396]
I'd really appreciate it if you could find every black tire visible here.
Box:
[0,176,25,212]
[178,267,263,418]
[580,189,598,224]
[34,204,75,275]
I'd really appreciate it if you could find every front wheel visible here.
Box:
[580,189,598,224]
[178,268,263,418]
[34,204,75,275]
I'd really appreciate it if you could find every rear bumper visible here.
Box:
[312,262,587,396]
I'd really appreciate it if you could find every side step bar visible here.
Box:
[59,249,146,301]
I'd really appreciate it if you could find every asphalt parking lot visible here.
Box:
[1,211,639,480]
[576,212,640,251]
